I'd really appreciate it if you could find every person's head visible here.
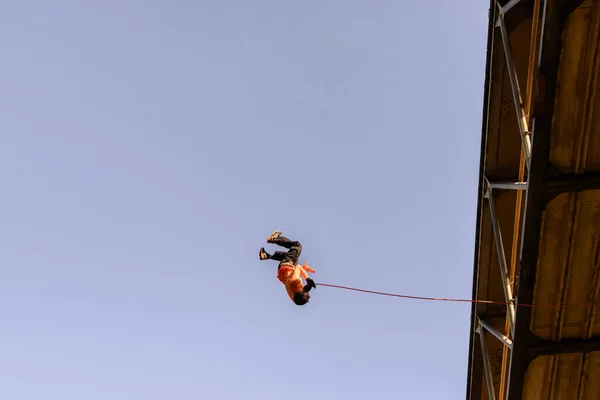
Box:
[293,291,310,306]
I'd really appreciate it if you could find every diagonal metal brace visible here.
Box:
[496,2,532,166]
[484,182,517,333]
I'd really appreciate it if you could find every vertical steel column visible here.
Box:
[477,324,498,400]
[485,187,517,332]
[479,318,514,349]
[496,5,532,166]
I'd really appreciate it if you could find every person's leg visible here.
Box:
[259,248,287,261]
[269,250,289,261]
[260,230,283,261]
[271,235,302,266]
[259,230,302,267]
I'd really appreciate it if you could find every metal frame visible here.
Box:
[487,181,528,190]
[479,317,514,349]
[471,0,598,399]
[476,323,498,400]
[496,1,532,167]
[529,336,600,357]
[475,318,516,400]
[544,171,600,202]
[475,1,542,399]
[505,0,584,396]
[483,183,516,333]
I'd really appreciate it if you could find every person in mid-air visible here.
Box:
[259,230,316,306]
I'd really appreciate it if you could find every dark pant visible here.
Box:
[270,236,302,269]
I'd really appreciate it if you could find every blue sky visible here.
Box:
[1,1,488,399]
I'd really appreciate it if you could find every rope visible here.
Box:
[316,283,598,309]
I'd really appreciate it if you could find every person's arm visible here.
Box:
[299,263,317,291]
[303,277,316,292]
[293,262,316,291]
[291,264,305,281]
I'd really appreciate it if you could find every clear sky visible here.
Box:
[1,1,489,399]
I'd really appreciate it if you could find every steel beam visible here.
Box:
[497,6,532,164]
[477,325,498,400]
[506,0,566,398]
[479,318,514,349]
[501,0,523,15]
[485,188,517,331]
[488,181,528,191]
[544,171,600,203]
[529,336,600,358]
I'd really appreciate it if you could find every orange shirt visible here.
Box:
[277,262,316,301]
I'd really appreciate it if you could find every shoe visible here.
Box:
[259,247,268,260]
[267,230,282,243]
